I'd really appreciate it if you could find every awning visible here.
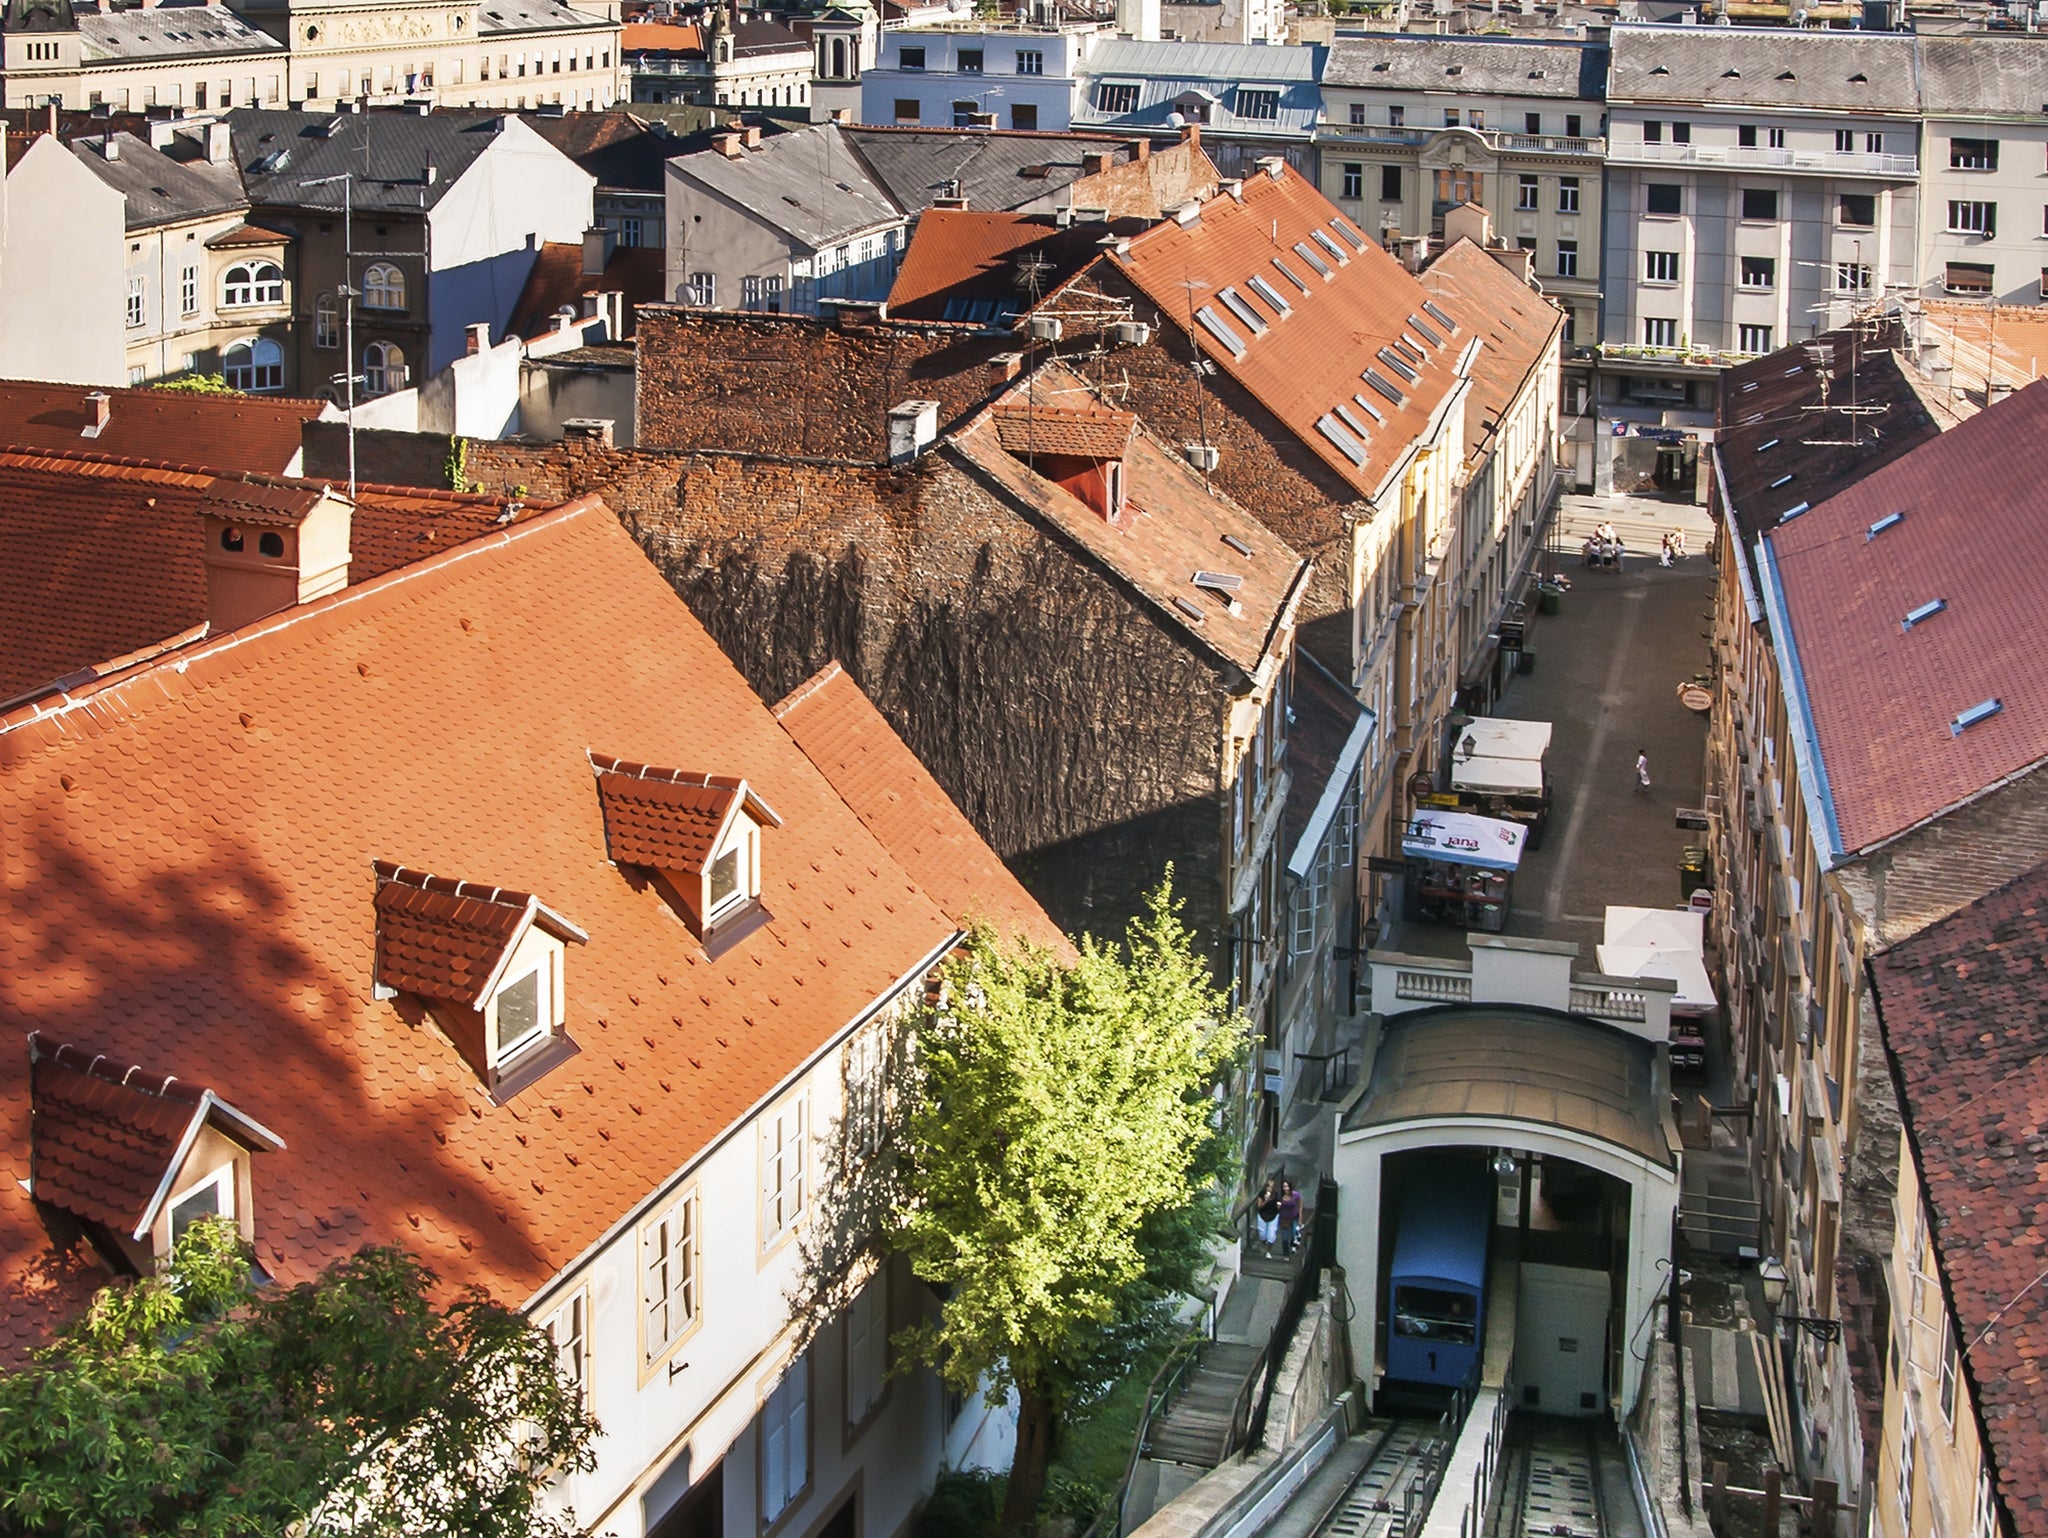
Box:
[1402,810,1526,871]
[1453,718,1552,762]
[1451,753,1544,796]
[1597,905,1717,1011]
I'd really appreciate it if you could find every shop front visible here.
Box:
[1400,809,1527,934]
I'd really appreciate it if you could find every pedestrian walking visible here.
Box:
[1254,1179,1282,1257]
[1659,532,1675,568]
[1278,1180,1304,1256]
[1671,526,1688,558]
[1635,749,1652,792]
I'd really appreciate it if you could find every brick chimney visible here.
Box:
[195,476,354,633]
[1179,122,1200,150]
[741,124,763,148]
[81,392,111,438]
[1133,136,1150,162]
[561,417,615,448]
[205,121,230,164]
[714,131,743,157]
[1081,149,1112,175]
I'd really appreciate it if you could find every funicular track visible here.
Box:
[1488,1417,1608,1538]
[1310,1418,1446,1538]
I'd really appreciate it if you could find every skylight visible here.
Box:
[1351,392,1386,425]
[1330,217,1368,251]
[1192,570,1244,596]
[1409,314,1444,348]
[1316,413,1369,467]
[1171,596,1207,624]
[1952,698,2002,735]
[1756,438,1780,452]
[1335,403,1375,441]
[1272,256,1310,294]
[1421,300,1457,333]
[1222,533,1254,557]
[1363,368,1406,407]
[1393,336,1428,365]
[1779,501,1811,521]
[1378,346,1421,384]
[1866,511,1905,540]
[1293,241,1333,278]
[1902,599,1947,630]
[1219,286,1268,335]
[1248,275,1291,315]
[1311,229,1351,266]
[1769,473,1794,489]
[1194,305,1246,359]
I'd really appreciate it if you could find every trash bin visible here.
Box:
[1538,583,1562,616]
[1516,649,1537,675]
[1678,845,1709,897]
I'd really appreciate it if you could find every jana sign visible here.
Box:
[1401,810,1527,871]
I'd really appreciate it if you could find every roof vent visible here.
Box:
[1779,501,1810,521]
[1769,473,1794,490]
[1866,511,1905,540]
[1902,598,1947,631]
[1222,532,1253,556]
[1952,698,2003,735]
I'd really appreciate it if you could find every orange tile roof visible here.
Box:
[622,20,703,52]
[0,447,542,704]
[773,662,1072,958]
[372,864,588,1011]
[885,209,1112,323]
[589,756,782,873]
[1418,239,1565,464]
[0,501,962,1354]
[1108,167,1464,502]
[0,379,327,473]
[991,401,1135,460]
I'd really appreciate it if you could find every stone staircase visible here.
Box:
[1141,1251,1298,1469]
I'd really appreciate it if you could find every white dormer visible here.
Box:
[590,754,784,952]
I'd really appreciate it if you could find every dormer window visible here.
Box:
[372,862,587,1099]
[988,402,1137,523]
[590,754,782,954]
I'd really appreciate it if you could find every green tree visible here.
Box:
[891,875,1247,1527]
[150,373,243,396]
[0,1220,596,1537]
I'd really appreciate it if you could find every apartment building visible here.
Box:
[1071,39,1323,179]
[1916,35,2048,306]
[1,0,623,114]
[860,16,1106,130]
[624,7,812,110]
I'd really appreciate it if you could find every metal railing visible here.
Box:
[1456,1380,1514,1538]
[1315,124,1604,157]
[1607,139,1917,177]
[1088,1326,1210,1538]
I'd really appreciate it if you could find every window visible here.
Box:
[1949,200,1997,237]
[1672,121,1691,144]
[1835,129,1854,153]
[686,270,717,307]
[1388,104,1405,127]
[762,1094,806,1247]
[129,365,148,386]
[641,1192,698,1363]
[1740,255,1775,289]
[1444,108,1459,127]
[899,44,924,69]
[1094,81,1138,113]
[1646,183,1681,216]
[1381,164,1402,201]
[760,1359,810,1524]
[1348,102,1366,125]
[1010,104,1036,130]
[1739,324,1773,353]
[126,277,146,329]
[223,337,284,391]
[223,260,284,308]
[542,1291,589,1409]
[1739,124,1758,148]
[1946,261,1995,295]
[1952,137,1999,171]
[1643,119,1663,144]
[845,1272,889,1429]
[1898,1400,1918,1530]
[1742,188,1779,221]
[1938,1318,1960,1424]
[1565,113,1581,137]
[1768,127,1785,149]
[957,47,983,72]
[361,262,405,311]
[1517,174,1539,210]
[1516,235,1537,254]
[1558,176,1580,213]
[951,100,976,127]
[1525,111,1541,134]
[1866,132,1883,154]
[311,292,338,349]
[1015,48,1042,74]
[1978,1469,2000,1538]
[492,962,547,1058]
[620,215,644,248]
[1836,262,1872,294]
[168,1166,232,1248]
[1341,162,1362,200]
[893,98,918,123]
[1555,239,1577,278]
[179,264,198,317]
[1645,250,1680,283]
[363,340,407,395]
[1236,87,1279,121]
[1839,193,1875,227]
[1644,317,1677,348]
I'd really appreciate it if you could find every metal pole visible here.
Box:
[299,172,357,498]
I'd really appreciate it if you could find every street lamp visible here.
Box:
[1759,1255,1843,1345]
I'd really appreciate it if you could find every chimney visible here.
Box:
[1133,136,1150,162]
[988,351,1023,383]
[714,131,743,157]
[1179,122,1200,150]
[98,135,120,161]
[45,101,57,139]
[148,119,176,149]
[932,193,968,210]
[196,478,355,633]
[886,399,940,464]
[741,124,763,148]
[831,108,851,124]
[205,120,230,164]
[582,224,616,277]
[1081,149,1112,175]
[562,417,616,448]
[82,392,111,437]
[1442,200,1491,250]
[466,321,491,354]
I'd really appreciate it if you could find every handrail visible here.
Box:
[1085,1325,1209,1538]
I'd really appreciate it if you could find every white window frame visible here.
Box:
[363,340,407,396]
[489,953,552,1063]
[223,337,284,392]
[1739,255,1775,291]
[126,277,146,329]
[1948,200,1996,237]
[845,1271,889,1431]
[180,263,198,317]
[314,291,339,349]
[1738,325,1773,355]
[167,1163,235,1249]
[1836,262,1873,295]
[222,261,284,308]
[1516,174,1539,211]
[759,1356,811,1526]
[843,1019,891,1164]
[1015,48,1042,74]
[1644,317,1677,348]
[760,1093,808,1253]
[1644,250,1679,284]
[1555,239,1578,278]
[1898,1399,1917,1531]
[687,270,717,307]
[640,1189,699,1373]
[361,261,406,312]
[541,1288,590,1410]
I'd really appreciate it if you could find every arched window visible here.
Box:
[313,291,339,349]
[363,340,407,396]
[831,37,846,77]
[222,261,285,308]
[361,262,406,312]
[222,337,284,392]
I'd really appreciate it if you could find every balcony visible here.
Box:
[1315,124,1605,158]
[1607,140,1918,179]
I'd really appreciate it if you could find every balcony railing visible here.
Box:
[1316,124,1605,158]
[1607,140,1918,178]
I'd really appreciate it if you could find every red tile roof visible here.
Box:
[205,222,292,249]
[0,380,328,473]
[953,362,1310,676]
[772,662,1071,957]
[1764,379,2048,857]
[0,501,961,1355]
[622,21,703,52]
[372,864,588,1010]
[509,241,667,341]
[589,756,782,872]
[1108,166,1464,502]
[991,401,1136,460]
[1417,240,1565,465]
[0,447,542,705]
[1871,862,2048,1538]
[885,209,1112,323]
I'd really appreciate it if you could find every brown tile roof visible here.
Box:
[0,448,543,705]
[589,756,782,872]
[773,662,1071,957]
[205,222,292,249]
[1109,166,1463,502]
[509,241,667,340]
[372,864,588,1010]
[1763,378,2048,858]
[0,379,328,473]
[1417,239,1565,465]
[953,362,1309,676]
[28,1034,282,1239]
[0,500,961,1354]
[1871,862,2048,1538]
[990,401,1136,460]
[885,209,1114,323]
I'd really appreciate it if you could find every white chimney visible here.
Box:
[205,121,230,164]
[886,400,940,464]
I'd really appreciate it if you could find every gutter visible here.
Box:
[1755,532,1845,870]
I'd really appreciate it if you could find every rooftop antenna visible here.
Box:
[1177,267,1214,482]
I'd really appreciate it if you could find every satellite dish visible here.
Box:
[1167,109,1186,127]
